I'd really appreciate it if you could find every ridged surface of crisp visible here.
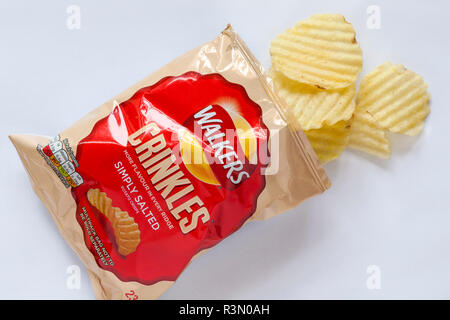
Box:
[349,108,391,159]
[271,68,356,130]
[357,62,430,136]
[270,14,363,89]
[87,188,141,256]
[305,120,352,163]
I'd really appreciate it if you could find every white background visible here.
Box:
[1,0,449,299]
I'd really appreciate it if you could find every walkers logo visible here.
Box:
[180,103,259,189]
[71,72,270,284]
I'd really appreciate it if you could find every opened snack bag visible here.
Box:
[10,26,330,299]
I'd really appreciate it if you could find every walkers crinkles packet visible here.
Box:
[9,25,330,299]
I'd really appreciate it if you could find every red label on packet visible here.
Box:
[42,145,53,157]
[71,72,270,284]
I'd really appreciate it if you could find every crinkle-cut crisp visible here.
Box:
[356,62,430,136]
[271,68,356,130]
[87,188,141,256]
[270,14,363,89]
[305,120,352,164]
[348,108,391,159]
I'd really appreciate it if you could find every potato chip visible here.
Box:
[271,68,356,130]
[348,108,390,159]
[305,120,352,164]
[270,14,363,89]
[87,188,141,256]
[357,62,430,136]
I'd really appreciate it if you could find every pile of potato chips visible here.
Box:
[270,14,430,163]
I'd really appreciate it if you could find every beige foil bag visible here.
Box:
[10,26,330,299]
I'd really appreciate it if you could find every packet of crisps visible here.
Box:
[9,25,330,299]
